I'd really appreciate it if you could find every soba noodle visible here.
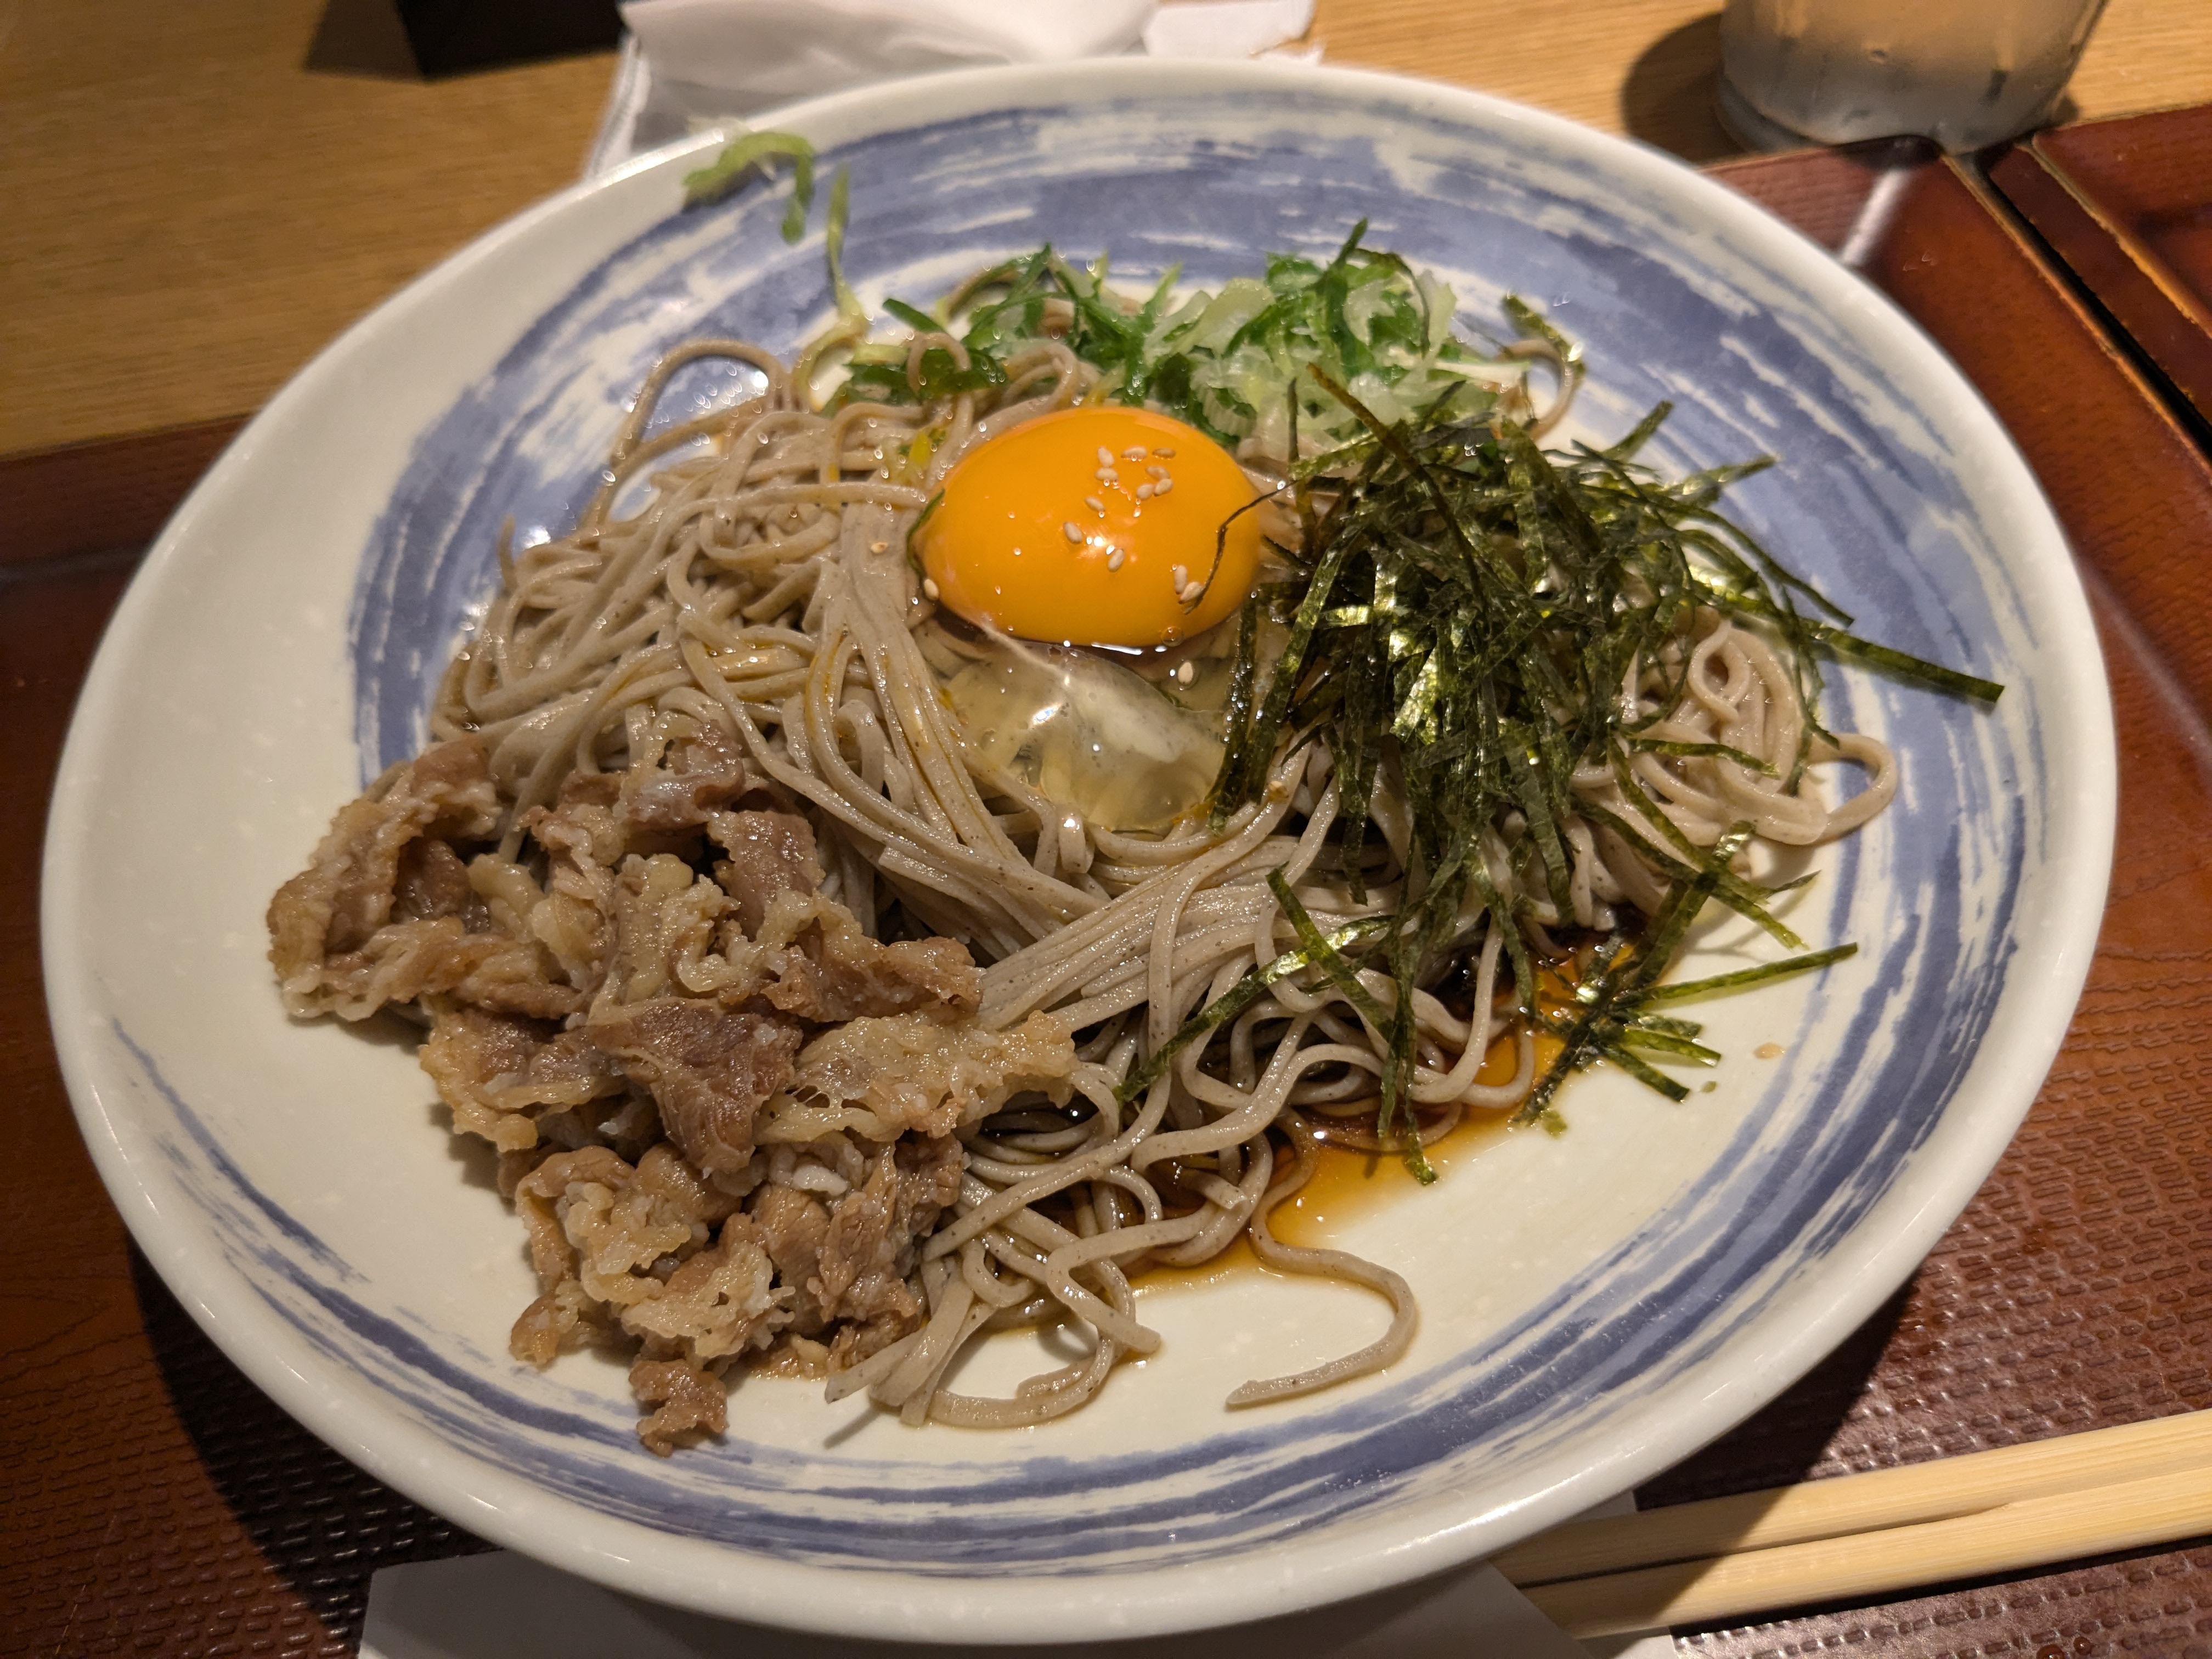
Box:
[269,298,1896,1446]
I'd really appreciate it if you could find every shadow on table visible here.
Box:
[131,1244,492,1647]
[1620,11,1744,165]
[306,0,624,78]
[1637,1280,1911,1509]
[305,0,422,78]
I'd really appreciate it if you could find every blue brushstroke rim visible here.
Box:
[41,59,2113,1641]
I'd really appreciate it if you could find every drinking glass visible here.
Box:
[1718,0,2110,152]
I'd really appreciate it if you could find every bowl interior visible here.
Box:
[43,59,2109,1640]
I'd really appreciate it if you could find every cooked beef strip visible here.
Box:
[709,809,823,935]
[267,737,499,1014]
[589,998,804,1174]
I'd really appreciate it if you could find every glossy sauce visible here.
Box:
[1134,1023,1545,1295]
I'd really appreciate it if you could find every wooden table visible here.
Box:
[4,0,2211,562]
[9,4,2212,1656]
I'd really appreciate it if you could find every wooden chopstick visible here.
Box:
[1493,1409,2212,1587]
[1520,1464,2212,1638]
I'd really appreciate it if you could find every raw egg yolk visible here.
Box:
[914,407,1262,649]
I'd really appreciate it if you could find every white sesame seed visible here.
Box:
[1085,495,1105,514]
[1095,467,1118,483]
[1147,464,1167,479]
[1153,477,1173,495]
[1064,521,1084,543]
[869,540,889,552]
[922,577,941,600]
[1096,447,1115,466]
[1107,548,1126,571]
[1177,660,1196,685]
[1123,446,1148,461]
[1135,483,1153,500]
[1170,563,1189,590]
[1153,446,1175,457]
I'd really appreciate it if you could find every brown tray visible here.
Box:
[1650,140,2212,1656]
[1988,103,2212,432]
[8,140,2212,1657]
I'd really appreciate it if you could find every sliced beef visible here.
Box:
[768,930,979,1024]
[629,1358,727,1455]
[546,733,746,836]
[267,737,499,1014]
[507,1142,741,1364]
[709,809,822,935]
[509,1279,599,1368]
[271,710,1051,1453]
[754,891,979,1023]
[743,1134,963,1366]
[791,1011,1076,1136]
[556,770,621,810]
[420,1005,627,1151]
[508,1144,639,1365]
[515,791,623,994]
[749,1181,833,1333]
[310,918,583,1022]
[607,854,755,1005]
[506,1138,782,1452]
[816,1135,965,1369]
[394,836,473,923]
[590,998,803,1173]
[625,723,751,836]
[620,1213,783,1365]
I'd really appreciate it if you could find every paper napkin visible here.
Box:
[586,0,1319,176]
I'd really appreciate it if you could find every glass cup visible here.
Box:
[1718,0,2111,153]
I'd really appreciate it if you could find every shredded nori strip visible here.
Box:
[1188,358,2000,1159]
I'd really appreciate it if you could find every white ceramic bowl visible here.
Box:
[44,59,2112,1642]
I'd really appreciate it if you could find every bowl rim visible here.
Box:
[42,54,2116,1642]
